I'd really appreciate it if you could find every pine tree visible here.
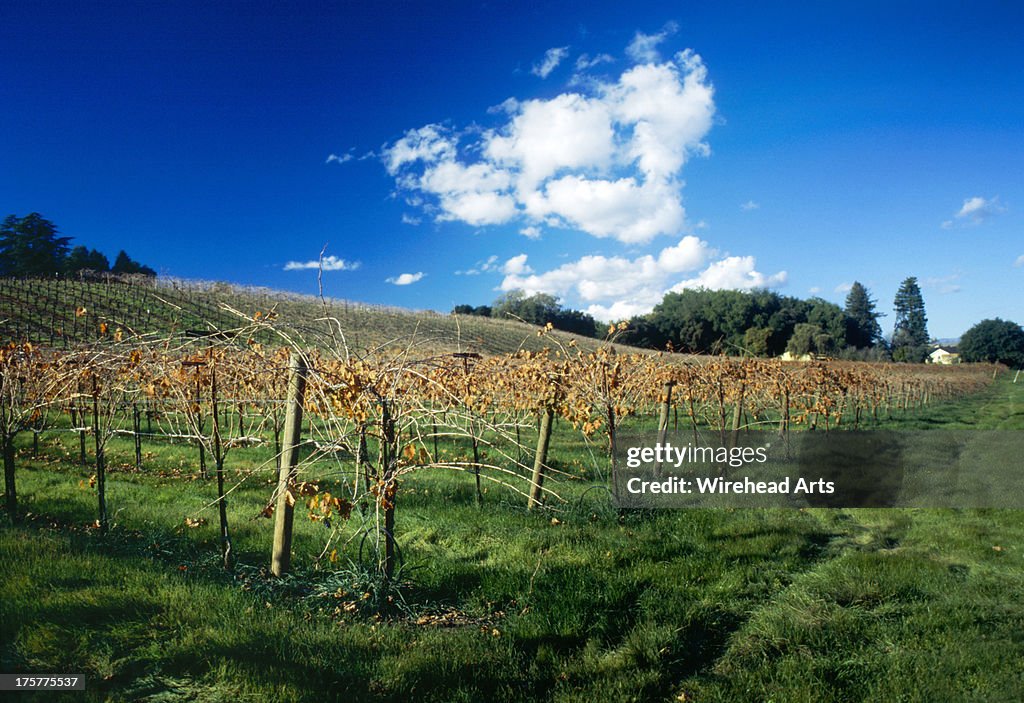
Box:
[844,281,883,349]
[892,277,929,362]
[0,213,72,277]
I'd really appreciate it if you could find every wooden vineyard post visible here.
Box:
[3,432,16,525]
[91,375,107,535]
[603,347,618,462]
[654,381,675,477]
[729,381,745,450]
[431,418,439,463]
[190,370,206,479]
[211,366,232,570]
[270,352,307,577]
[132,403,142,469]
[380,401,398,581]
[528,408,554,510]
[472,430,482,508]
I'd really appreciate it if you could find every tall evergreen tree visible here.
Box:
[892,277,929,362]
[844,281,883,348]
[0,213,71,277]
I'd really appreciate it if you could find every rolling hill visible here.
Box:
[0,276,634,356]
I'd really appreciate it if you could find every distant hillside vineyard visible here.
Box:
[0,277,624,356]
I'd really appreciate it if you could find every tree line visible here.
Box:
[620,277,941,362]
[457,278,944,363]
[0,213,155,278]
[453,290,603,338]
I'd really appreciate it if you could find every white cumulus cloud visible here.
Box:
[386,272,425,286]
[526,176,685,244]
[384,125,457,175]
[497,237,733,323]
[381,42,715,244]
[741,200,760,211]
[532,47,569,78]
[1015,254,1024,268]
[668,256,787,294]
[284,256,360,272]
[486,92,617,192]
[502,254,533,275]
[948,195,1006,227]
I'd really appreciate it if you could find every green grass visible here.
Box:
[2,377,1023,701]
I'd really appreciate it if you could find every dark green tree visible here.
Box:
[452,304,492,317]
[891,277,929,363]
[66,246,110,274]
[617,315,668,349]
[491,289,598,337]
[743,327,772,356]
[805,297,848,344]
[493,290,560,325]
[787,322,839,357]
[844,281,883,348]
[958,318,1024,367]
[0,213,72,277]
[111,250,156,277]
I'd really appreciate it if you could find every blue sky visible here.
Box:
[2,1,1021,338]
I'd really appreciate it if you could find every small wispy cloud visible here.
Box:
[834,282,853,294]
[532,47,569,78]
[401,213,422,226]
[325,153,353,165]
[626,21,678,64]
[455,255,499,276]
[944,195,1006,228]
[1014,254,1024,268]
[808,286,821,295]
[487,97,520,115]
[574,53,614,71]
[284,255,360,272]
[387,272,425,286]
[519,225,542,240]
[740,200,760,211]
[922,273,962,294]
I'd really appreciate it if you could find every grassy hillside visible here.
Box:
[0,277,624,356]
